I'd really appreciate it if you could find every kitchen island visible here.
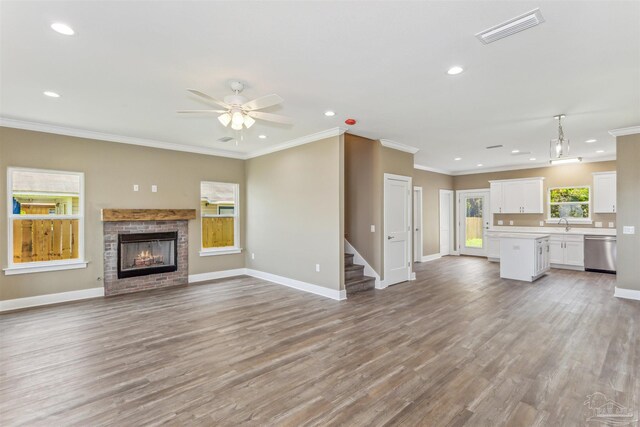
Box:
[498,233,550,282]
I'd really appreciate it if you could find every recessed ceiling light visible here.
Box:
[324,111,335,117]
[596,150,605,153]
[477,163,483,167]
[43,91,60,98]
[511,149,520,154]
[585,139,597,143]
[454,157,462,161]
[529,157,536,161]
[258,135,267,139]
[447,66,464,75]
[51,22,74,36]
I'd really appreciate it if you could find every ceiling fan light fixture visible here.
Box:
[243,115,256,128]
[231,111,244,126]
[218,113,231,127]
[231,121,243,131]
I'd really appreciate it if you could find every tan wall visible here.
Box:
[616,133,640,292]
[245,136,344,291]
[0,127,245,300]
[454,161,617,228]
[412,169,454,256]
[344,134,414,278]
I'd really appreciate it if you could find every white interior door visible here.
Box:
[384,174,412,286]
[458,190,490,257]
[439,190,454,255]
[413,187,423,262]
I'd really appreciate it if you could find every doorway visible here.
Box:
[384,173,412,286]
[457,190,490,257]
[439,190,454,256]
[413,187,423,262]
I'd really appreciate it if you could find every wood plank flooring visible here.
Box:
[1,256,638,426]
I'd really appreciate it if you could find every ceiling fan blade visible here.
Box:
[248,111,293,124]
[242,94,284,111]
[177,109,227,114]
[187,89,229,109]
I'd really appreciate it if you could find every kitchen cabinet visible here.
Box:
[489,178,544,214]
[549,234,584,268]
[487,234,500,261]
[499,233,550,282]
[593,172,616,213]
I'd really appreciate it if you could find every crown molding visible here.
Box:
[0,117,246,159]
[413,164,452,175]
[451,155,617,176]
[380,139,420,154]
[609,126,640,137]
[245,127,347,159]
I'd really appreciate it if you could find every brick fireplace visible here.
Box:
[102,209,196,296]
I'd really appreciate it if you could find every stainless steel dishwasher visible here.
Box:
[584,235,616,273]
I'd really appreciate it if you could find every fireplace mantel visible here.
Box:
[101,209,196,222]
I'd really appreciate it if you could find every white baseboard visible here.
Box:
[421,253,442,263]
[614,287,640,301]
[188,269,247,283]
[344,239,381,287]
[246,269,346,301]
[0,287,105,312]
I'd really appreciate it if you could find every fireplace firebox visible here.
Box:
[117,232,178,279]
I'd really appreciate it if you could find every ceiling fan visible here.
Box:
[178,81,292,130]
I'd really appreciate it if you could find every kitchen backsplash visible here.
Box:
[493,213,616,228]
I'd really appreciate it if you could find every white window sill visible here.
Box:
[199,248,242,257]
[546,219,593,225]
[3,261,88,276]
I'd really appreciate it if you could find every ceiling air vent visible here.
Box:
[475,8,545,45]
[486,144,503,149]
[217,136,234,143]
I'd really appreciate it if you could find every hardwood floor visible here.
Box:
[1,256,638,426]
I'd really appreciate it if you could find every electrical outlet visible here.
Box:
[315,264,320,272]
[609,222,615,228]
[623,226,635,235]
[509,220,514,226]
[251,253,255,260]
[539,221,544,226]
[497,220,504,225]
[370,225,375,233]
[151,185,157,193]
[133,184,139,192]
[595,222,603,228]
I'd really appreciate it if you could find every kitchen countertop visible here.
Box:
[495,233,550,239]
[488,226,616,236]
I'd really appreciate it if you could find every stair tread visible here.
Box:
[345,264,364,271]
[345,275,375,287]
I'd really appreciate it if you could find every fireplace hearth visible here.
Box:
[118,232,178,279]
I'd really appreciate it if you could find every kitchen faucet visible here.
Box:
[559,217,571,232]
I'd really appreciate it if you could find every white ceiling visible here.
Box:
[1,1,638,173]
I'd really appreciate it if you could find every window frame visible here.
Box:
[546,185,593,224]
[5,167,87,275]
[199,181,241,256]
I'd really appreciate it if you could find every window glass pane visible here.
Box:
[550,203,590,218]
[549,187,589,203]
[12,170,81,215]
[12,219,80,263]
[465,197,483,248]
[202,217,235,248]
[201,182,235,216]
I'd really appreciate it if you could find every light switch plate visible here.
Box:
[509,220,514,226]
[371,225,375,232]
[151,185,157,193]
[251,253,255,260]
[497,220,504,225]
[315,264,320,272]
[133,184,139,192]
[609,222,615,228]
[623,226,635,235]
[595,222,603,228]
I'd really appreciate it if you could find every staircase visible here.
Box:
[344,253,375,296]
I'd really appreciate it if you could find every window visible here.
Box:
[548,186,591,222]
[200,181,240,255]
[6,167,86,274]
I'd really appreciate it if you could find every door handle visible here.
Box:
[387,236,394,240]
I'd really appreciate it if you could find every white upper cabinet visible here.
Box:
[593,172,616,213]
[490,178,544,214]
